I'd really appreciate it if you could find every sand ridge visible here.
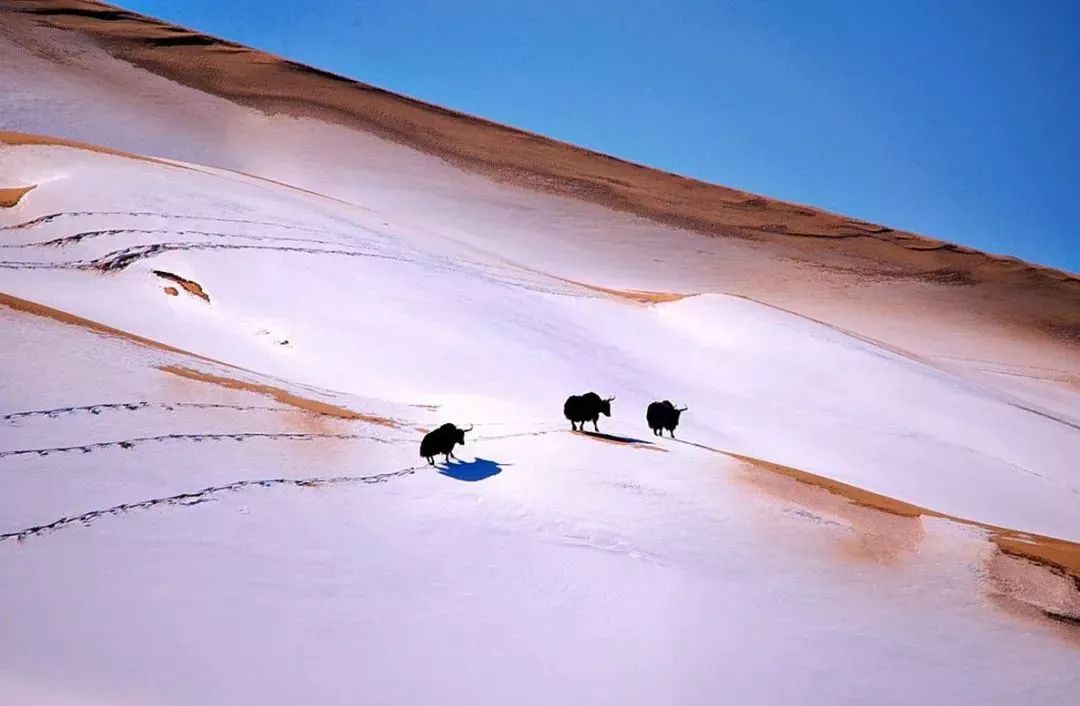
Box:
[4,0,1076,369]
[158,364,399,427]
[0,289,225,363]
[1,129,179,167]
[5,2,1077,286]
[0,130,356,209]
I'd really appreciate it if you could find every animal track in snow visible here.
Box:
[1,400,346,423]
[0,210,347,233]
[0,431,397,460]
[0,466,423,542]
[0,228,366,250]
[0,242,410,271]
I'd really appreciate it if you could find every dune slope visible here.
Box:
[1,3,1078,705]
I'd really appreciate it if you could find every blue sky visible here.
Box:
[121,1,1079,272]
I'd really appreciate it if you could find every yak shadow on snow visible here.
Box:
[580,430,652,445]
[575,430,666,451]
[438,457,505,482]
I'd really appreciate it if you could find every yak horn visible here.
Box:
[678,405,688,411]
[462,424,474,432]
[607,396,616,402]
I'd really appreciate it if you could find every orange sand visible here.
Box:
[153,270,210,302]
[0,185,35,207]
[728,450,1080,576]
[158,365,398,427]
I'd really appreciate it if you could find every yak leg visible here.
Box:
[426,457,434,466]
[450,450,458,460]
[593,419,600,432]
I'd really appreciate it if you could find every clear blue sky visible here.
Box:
[120,1,1079,273]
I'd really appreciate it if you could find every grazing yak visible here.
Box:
[646,400,687,437]
[563,392,615,432]
[420,423,473,465]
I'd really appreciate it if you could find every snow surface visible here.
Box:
[1,19,1078,706]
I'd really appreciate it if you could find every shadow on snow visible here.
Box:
[577,430,656,446]
[437,457,505,482]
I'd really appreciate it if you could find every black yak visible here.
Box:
[646,400,687,437]
[420,423,473,465]
[563,392,614,432]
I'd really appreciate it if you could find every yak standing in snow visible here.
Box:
[420,423,473,465]
[646,400,687,438]
[563,392,615,432]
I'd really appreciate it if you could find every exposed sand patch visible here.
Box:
[986,551,1080,627]
[676,439,1080,577]
[733,450,1080,576]
[733,463,926,563]
[497,256,695,305]
[0,185,35,207]
[163,286,178,296]
[567,278,692,305]
[992,532,1080,580]
[158,364,398,427]
[703,442,1080,625]
[153,270,209,302]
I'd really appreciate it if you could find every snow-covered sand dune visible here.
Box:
[1,3,1078,705]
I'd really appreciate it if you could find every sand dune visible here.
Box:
[2,4,1078,702]
[3,0,1077,362]
[0,3,1058,266]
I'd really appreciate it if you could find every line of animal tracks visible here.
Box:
[8,407,1078,592]
[0,466,425,542]
[0,420,661,542]
[0,432,402,460]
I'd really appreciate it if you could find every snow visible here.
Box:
[1,17,1078,706]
